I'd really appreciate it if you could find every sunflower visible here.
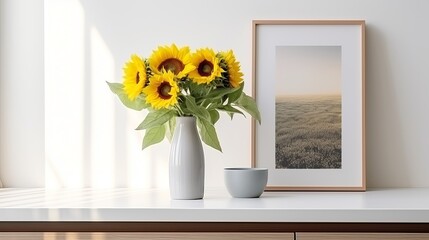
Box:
[189,48,223,85]
[149,44,195,79]
[142,71,179,109]
[220,50,243,88]
[122,55,147,100]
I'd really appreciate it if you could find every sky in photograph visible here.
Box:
[276,46,341,97]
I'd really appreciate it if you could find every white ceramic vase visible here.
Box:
[169,116,205,200]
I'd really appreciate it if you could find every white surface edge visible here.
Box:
[0,188,428,223]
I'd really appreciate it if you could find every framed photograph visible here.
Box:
[252,20,365,191]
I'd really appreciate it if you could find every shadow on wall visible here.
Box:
[365,24,409,187]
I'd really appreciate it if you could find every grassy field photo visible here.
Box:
[275,45,342,169]
[275,95,342,169]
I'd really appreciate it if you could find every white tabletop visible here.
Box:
[0,188,428,222]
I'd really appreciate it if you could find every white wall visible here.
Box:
[1,0,429,188]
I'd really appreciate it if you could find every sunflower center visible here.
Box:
[198,60,213,77]
[135,72,140,84]
[158,58,184,75]
[158,82,172,100]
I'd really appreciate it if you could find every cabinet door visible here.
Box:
[297,232,429,240]
[0,232,295,240]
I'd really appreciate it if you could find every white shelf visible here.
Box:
[0,188,428,222]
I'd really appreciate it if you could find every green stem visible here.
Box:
[200,85,214,108]
[175,104,185,116]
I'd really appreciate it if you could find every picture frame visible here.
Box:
[251,20,365,191]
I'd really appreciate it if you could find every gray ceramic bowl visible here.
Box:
[224,168,268,198]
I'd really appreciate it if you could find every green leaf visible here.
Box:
[107,81,149,111]
[118,94,150,111]
[136,109,174,130]
[208,110,220,125]
[220,105,244,117]
[165,117,176,142]
[205,99,223,110]
[197,117,222,152]
[142,125,166,150]
[200,87,236,101]
[184,96,210,120]
[188,81,209,99]
[236,93,262,124]
[107,82,124,94]
[227,83,244,104]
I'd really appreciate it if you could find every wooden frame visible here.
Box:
[252,20,365,191]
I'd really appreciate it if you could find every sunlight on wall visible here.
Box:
[44,0,169,188]
[126,133,169,188]
[121,109,169,188]
[89,27,115,188]
[45,0,85,188]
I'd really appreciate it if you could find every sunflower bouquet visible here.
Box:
[107,44,260,152]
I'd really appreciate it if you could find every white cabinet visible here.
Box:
[1,188,429,240]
